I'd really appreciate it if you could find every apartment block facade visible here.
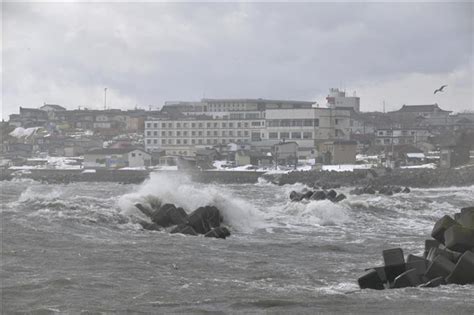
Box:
[144,116,265,156]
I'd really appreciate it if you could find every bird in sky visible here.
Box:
[434,85,447,94]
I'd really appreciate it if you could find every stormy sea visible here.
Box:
[1,173,473,314]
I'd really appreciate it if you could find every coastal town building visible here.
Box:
[326,88,360,112]
[84,148,151,169]
[144,115,265,156]
[375,128,431,147]
[320,140,357,164]
[388,104,452,128]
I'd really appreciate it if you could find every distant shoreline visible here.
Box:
[2,166,474,187]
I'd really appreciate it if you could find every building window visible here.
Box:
[183,131,188,136]
[229,123,233,128]
[162,123,166,128]
[176,139,181,144]
[207,123,211,128]
[198,123,203,128]
[177,131,181,136]
[183,139,187,144]
[162,139,166,144]
[280,132,289,139]
[162,131,166,136]
[198,131,203,136]
[131,153,136,157]
[303,132,312,139]
[153,139,158,144]
[177,123,181,128]
[251,121,261,126]
[222,123,226,128]
[146,123,151,128]
[147,131,151,136]
[269,132,278,139]
[168,123,172,128]
[153,131,158,136]
[314,119,319,127]
[147,139,151,144]
[154,123,158,128]
[191,139,195,144]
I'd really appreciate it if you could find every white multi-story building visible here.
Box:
[375,128,431,147]
[264,108,351,157]
[145,115,265,156]
[145,98,352,158]
[326,88,360,112]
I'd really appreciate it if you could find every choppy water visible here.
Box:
[1,173,474,314]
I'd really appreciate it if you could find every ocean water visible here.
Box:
[1,173,473,314]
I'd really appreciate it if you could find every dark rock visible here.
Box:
[188,206,222,234]
[364,187,376,194]
[402,187,411,193]
[135,203,154,217]
[358,269,385,290]
[392,268,422,288]
[419,276,446,288]
[393,186,402,194]
[444,225,474,253]
[204,226,231,239]
[425,255,456,280]
[168,206,188,226]
[310,191,326,200]
[303,191,314,200]
[445,250,474,285]
[333,193,347,203]
[170,224,198,236]
[326,190,337,200]
[290,191,303,202]
[431,215,459,244]
[138,221,161,231]
[150,203,176,227]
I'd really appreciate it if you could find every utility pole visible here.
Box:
[104,88,107,110]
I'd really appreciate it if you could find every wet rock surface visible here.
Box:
[135,202,230,239]
[349,185,410,196]
[358,206,474,289]
[289,189,346,203]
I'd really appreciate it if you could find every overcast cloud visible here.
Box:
[2,1,473,118]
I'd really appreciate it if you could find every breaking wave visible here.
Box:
[117,172,266,232]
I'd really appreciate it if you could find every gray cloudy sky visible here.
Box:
[2,1,473,119]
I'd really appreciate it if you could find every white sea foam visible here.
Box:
[117,172,266,232]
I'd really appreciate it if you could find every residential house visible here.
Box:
[320,140,357,164]
[84,148,151,169]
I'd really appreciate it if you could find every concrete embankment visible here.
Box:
[262,165,474,188]
[1,169,265,184]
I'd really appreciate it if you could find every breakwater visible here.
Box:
[263,166,474,188]
[2,168,265,184]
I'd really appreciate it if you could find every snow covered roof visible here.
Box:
[406,153,425,159]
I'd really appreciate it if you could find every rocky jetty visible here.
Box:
[289,189,346,203]
[263,166,474,188]
[134,202,230,239]
[358,206,474,290]
[350,185,410,196]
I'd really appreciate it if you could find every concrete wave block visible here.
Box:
[424,239,441,258]
[406,254,429,276]
[425,255,456,280]
[419,276,446,288]
[456,207,474,229]
[445,250,474,285]
[444,225,474,253]
[358,269,385,290]
[392,268,422,288]
[431,215,459,244]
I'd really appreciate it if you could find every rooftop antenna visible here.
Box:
[104,88,107,110]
